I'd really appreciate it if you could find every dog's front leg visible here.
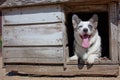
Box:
[85,37,101,64]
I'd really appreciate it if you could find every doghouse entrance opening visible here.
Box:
[66,12,109,59]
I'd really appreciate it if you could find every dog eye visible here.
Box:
[78,26,82,28]
[88,25,92,28]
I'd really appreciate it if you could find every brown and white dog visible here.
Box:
[70,14,101,64]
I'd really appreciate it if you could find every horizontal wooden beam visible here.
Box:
[3,23,64,46]
[0,0,118,8]
[3,47,64,64]
[6,64,119,76]
[64,5,108,12]
[67,59,118,65]
[2,5,63,25]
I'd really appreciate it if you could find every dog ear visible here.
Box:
[89,14,98,28]
[89,14,98,22]
[72,14,81,28]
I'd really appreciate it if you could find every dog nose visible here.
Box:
[83,28,88,33]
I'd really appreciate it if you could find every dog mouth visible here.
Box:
[80,34,91,48]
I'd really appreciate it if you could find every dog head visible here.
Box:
[72,14,98,48]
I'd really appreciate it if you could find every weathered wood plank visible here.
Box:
[62,22,68,68]
[3,5,62,25]
[0,0,118,8]
[6,64,119,76]
[0,11,1,36]
[118,2,120,64]
[64,0,118,5]
[4,47,63,58]
[64,5,107,12]
[109,3,118,63]
[118,23,120,64]
[4,58,63,64]
[3,23,63,46]
[3,47,63,64]
[67,59,118,65]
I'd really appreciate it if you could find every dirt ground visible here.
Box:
[0,56,120,80]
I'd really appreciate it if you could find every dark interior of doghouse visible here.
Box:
[65,12,109,58]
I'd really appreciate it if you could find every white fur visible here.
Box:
[70,14,101,64]
[77,21,94,36]
[70,31,101,64]
[87,54,100,64]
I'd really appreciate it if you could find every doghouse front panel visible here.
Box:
[3,5,63,25]
[2,4,66,64]
[3,47,63,64]
[3,23,63,46]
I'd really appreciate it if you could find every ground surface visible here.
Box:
[0,56,120,80]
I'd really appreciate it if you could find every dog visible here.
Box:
[70,14,101,64]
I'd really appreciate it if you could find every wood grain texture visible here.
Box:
[64,5,107,12]
[62,23,68,68]
[3,5,62,25]
[3,47,63,64]
[118,2,120,64]
[3,23,63,46]
[0,0,118,8]
[6,64,119,76]
[64,0,118,5]
[109,3,118,63]
[67,59,118,65]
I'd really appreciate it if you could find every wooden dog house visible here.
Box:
[0,0,120,76]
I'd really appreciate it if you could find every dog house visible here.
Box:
[0,0,120,76]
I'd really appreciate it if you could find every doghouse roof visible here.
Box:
[0,0,119,8]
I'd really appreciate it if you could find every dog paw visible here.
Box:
[70,55,78,60]
[87,54,99,64]
[87,58,95,64]
[95,57,101,63]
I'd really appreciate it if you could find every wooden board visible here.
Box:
[0,11,1,35]
[6,64,119,76]
[64,0,118,5]
[3,23,63,46]
[118,2,120,64]
[64,5,107,12]
[3,5,62,25]
[3,47,63,64]
[0,0,118,8]
[119,22,120,64]
[109,3,118,63]
[67,59,118,65]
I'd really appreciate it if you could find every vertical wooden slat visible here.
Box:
[0,11,1,57]
[109,2,118,63]
[118,2,120,64]
[0,11,1,36]
[61,6,67,69]
[2,10,5,67]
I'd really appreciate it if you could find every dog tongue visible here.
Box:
[82,36,90,48]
